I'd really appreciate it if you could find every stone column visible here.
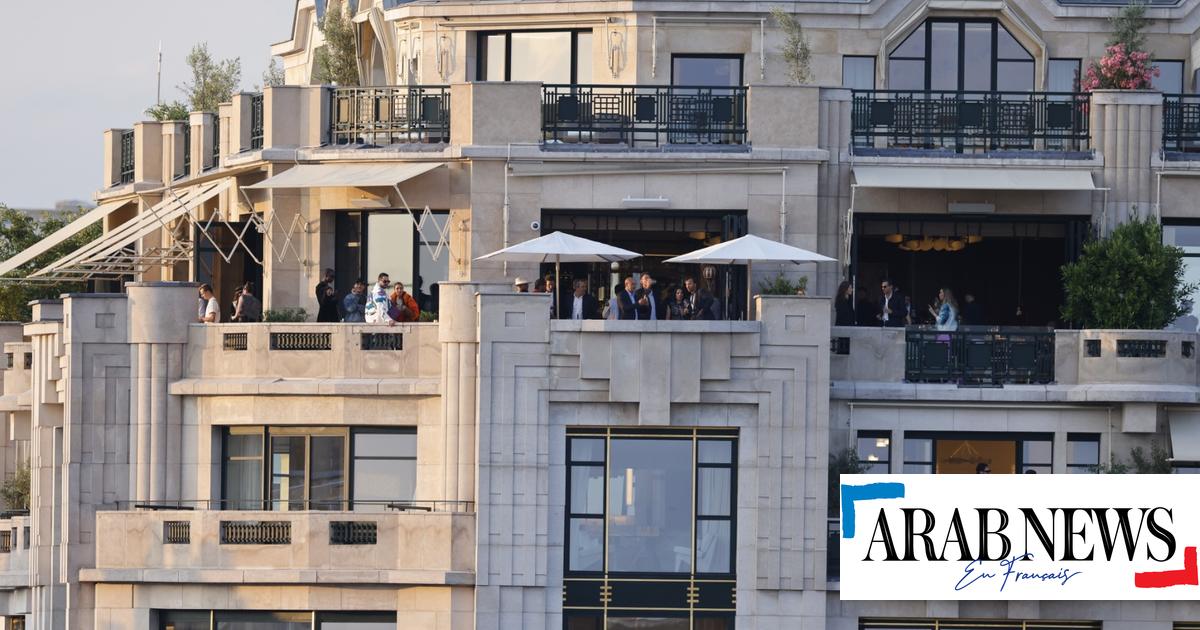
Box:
[437,282,482,505]
[126,282,197,503]
[1090,90,1163,234]
[819,87,853,289]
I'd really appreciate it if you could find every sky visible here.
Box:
[0,0,297,209]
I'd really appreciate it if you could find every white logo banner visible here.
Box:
[839,475,1200,600]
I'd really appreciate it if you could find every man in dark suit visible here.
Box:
[683,277,715,320]
[635,273,666,320]
[616,276,640,320]
[877,278,906,327]
[563,279,601,319]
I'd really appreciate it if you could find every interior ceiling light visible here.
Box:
[884,233,904,244]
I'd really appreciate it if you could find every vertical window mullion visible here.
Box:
[505,33,512,82]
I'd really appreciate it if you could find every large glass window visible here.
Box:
[352,430,417,511]
[887,19,1033,92]
[477,30,592,83]
[161,612,395,630]
[902,433,1054,473]
[318,612,398,629]
[842,55,876,90]
[161,612,210,630]
[223,427,412,511]
[1153,59,1185,94]
[214,612,311,630]
[1164,224,1200,331]
[223,429,264,510]
[672,55,743,87]
[566,431,736,576]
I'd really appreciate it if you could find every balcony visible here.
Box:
[541,84,748,149]
[851,90,1091,157]
[832,327,1200,401]
[331,86,450,146]
[0,515,30,588]
[1162,93,1200,158]
[177,323,440,393]
[87,507,474,585]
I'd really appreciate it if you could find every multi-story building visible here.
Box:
[2,0,1200,628]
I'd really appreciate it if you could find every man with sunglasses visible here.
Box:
[877,279,907,327]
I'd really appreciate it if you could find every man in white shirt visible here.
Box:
[198,284,220,323]
[567,279,599,320]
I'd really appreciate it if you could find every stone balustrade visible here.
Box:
[831,325,1200,402]
[180,322,441,387]
[88,509,474,585]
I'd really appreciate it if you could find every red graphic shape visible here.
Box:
[1135,546,1199,588]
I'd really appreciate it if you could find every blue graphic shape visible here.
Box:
[841,482,905,539]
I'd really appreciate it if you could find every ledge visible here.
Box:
[832,381,1200,404]
[169,377,440,396]
[551,320,760,334]
[79,568,474,586]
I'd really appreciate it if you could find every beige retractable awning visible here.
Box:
[852,166,1097,191]
[244,162,445,189]
[0,198,133,277]
[34,180,230,278]
[1169,410,1200,462]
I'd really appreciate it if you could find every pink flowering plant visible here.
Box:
[1083,43,1159,91]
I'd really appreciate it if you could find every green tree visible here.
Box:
[771,7,812,85]
[313,0,360,86]
[179,43,242,112]
[144,100,190,121]
[1108,1,1149,51]
[261,57,286,89]
[1060,217,1195,329]
[0,204,98,321]
[828,448,869,517]
[0,464,30,512]
[1095,442,1173,473]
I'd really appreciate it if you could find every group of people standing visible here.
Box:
[834,279,984,331]
[315,268,424,325]
[517,273,722,321]
[197,282,262,323]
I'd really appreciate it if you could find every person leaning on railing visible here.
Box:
[233,282,262,323]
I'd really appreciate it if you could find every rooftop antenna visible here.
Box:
[156,41,163,105]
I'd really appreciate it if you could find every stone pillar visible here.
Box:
[264,85,330,149]
[132,121,164,185]
[126,282,197,502]
[101,129,126,188]
[437,282,482,505]
[748,85,820,148]
[819,87,853,290]
[449,82,542,146]
[1090,90,1162,234]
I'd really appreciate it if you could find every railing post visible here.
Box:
[1090,90,1163,232]
[748,86,817,148]
[132,121,164,185]
[450,82,541,146]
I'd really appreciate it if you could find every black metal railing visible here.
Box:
[0,530,12,553]
[210,115,221,170]
[220,520,290,545]
[118,129,135,184]
[269,332,332,351]
[905,327,1055,385]
[330,521,378,545]
[222,332,248,351]
[542,84,749,148]
[331,86,450,145]
[163,520,190,544]
[122,499,474,512]
[361,332,403,351]
[179,123,191,180]
[249,93,264,150]
[851,90,1091,155]
[1163,94,1200,155]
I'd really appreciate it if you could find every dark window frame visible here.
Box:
[221,426,417,511]
[1048,57,1083,92]
[856,430,892,473]
[475,29,593,83]
[902,431,1055,474]
[1066,433,1101,474]
[887,18,1034,92]
[564,428,738,580]
[669,53,746,87]
[1153,58,1187,94]
[842,54,877,90]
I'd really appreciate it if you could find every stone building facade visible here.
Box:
[1,0,1200,628]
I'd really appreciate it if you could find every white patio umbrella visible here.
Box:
[475,231,641,300]
[664,234,836,318]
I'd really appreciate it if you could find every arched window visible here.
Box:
[888,19,1034,92]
